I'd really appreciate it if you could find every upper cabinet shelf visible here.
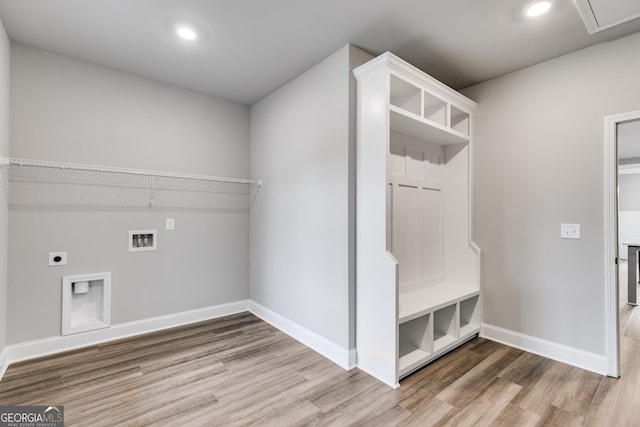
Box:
[389,73,471,146]
[390,107,469,146]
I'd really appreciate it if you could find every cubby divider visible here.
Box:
[459,295,480,337]
[433,304,458,352]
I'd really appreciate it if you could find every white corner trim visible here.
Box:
[604,112,620,378]
[0,347,8,382]
[481,323,607,375]
[249,300,353,370]
[572,0,600,34]
[6,300,249,364]
[604,110,640,378]
[348,348,358,370]
[573,0,640,34]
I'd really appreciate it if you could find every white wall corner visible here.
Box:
[481,323,607,375]
[0,346,8,382]
[6,300,249,364]
[248,300,353,370]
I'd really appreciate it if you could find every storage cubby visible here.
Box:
[399,314,432,376]
[450,105,470,136]
[355,52,480,388]
[390,74,421,115]
[433,304,457,351]
[460,295,480,337]
[423,91,447,126]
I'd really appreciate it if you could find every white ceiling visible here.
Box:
[1,0,640,105]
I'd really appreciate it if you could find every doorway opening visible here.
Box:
[604,111,640,378]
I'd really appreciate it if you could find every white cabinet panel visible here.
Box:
[424,149,442,184]
[419,188,442,282]
[390,144,406,176]
[392,184,442,287]
[406,148,425,179]
[393,184,419,286]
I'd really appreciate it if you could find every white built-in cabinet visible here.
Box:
[354,52,481,388]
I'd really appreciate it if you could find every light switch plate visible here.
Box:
[165,218,175,231]
[561,223,581,239]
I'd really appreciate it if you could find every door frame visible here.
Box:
[604,110,640,378]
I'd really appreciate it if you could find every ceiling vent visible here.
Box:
[574,0,640,34]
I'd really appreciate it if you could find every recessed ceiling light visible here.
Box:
[176,25,198,41]
[525,1,553,17]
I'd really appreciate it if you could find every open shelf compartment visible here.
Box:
[390,107,470,146]
[459,295,480,337]
[399,313,432,376]
[433,304,457,352]
[451,105,470,136]
[423,91,447,126]
[390,74,422,116]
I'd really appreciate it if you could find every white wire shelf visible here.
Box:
[0,156,262,210]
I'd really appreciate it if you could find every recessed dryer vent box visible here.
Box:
[62,272,111,336]
[129,229,157,252]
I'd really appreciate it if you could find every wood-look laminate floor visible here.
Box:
[1,264,638,426]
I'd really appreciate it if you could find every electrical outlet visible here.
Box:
[561,224,581,240]
[166,218,175,231]
[49,252,67,266]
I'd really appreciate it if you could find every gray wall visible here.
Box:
[250,45,370,351]
[619,173,640,212]
[0,18,9,355]
[8,44,251,344]
[463,31,640,355]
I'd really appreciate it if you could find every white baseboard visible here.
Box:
[6,300,249,364]
[249,300,354,370]
[0,346,8,382]
[481,323,607,375]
